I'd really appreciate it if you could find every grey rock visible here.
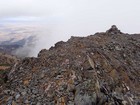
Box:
[24,99,29,104]
[31,94,36,98]
[36,102,41,105]
[21,91,27,96]
[15,93,20,100]
[32,88,38,94]
[68,101,74,105]
[7,96,13,105]
[3,90,11,94]
[74,92,97,105]
[115,46,121,51]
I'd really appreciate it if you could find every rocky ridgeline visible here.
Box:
[0,26,140,105]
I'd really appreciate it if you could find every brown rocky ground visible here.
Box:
[0,25,140,105]
[0,53,18,89]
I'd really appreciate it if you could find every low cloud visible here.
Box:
[0,0,140,57]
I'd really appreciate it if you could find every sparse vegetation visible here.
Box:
[0,70,8,84]
[0,70,6,74]
[0,64,10,66]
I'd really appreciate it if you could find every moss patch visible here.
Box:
[0,64,10,66]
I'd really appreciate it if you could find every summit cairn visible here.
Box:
[106,25,122,35]
[0,26,140,105]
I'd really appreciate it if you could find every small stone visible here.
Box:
[31,94,36,98]
[3,90,10,94]
[68,101,74,105]
[122,100,127,105]
[36,102,41,105]
[23,80,29,86]
[40,73,45,78]
[115,46,121,51]
[15,93,20,100]
[37,96,42,100]
[12,101,16,105]
[32,89,38,94]
[97,70,100,74]
[24,99,29,104]
[7,96,13,105]
[21,91,26,96]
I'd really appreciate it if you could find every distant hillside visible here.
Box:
[0,24,39,56]
[0,45,21,54]
[0,36,36,56]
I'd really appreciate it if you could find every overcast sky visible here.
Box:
[0,0,140,56]
[0,0,140,33]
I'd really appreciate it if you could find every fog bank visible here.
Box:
[0,0,140,57]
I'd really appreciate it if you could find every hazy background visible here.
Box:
[0,0,140,57]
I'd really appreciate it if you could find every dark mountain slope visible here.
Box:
[0,26,140,105]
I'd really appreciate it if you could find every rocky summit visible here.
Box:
[0,26,140,105]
